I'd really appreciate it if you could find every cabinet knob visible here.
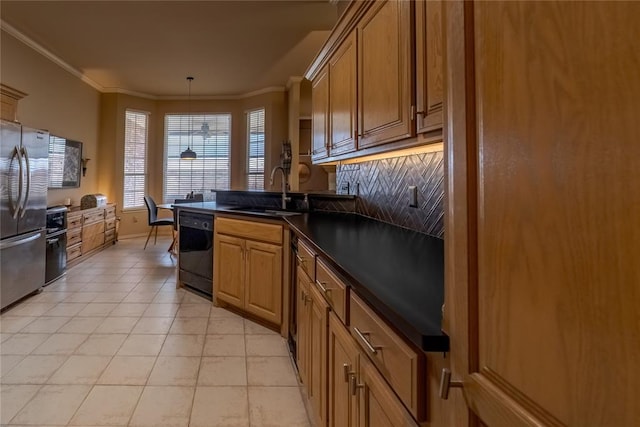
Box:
[343,363,350,383]
[439,368,463,400]
[349,373,364,396]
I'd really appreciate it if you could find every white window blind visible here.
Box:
[123,110,148,209]
[48,135,66,188]
[164,113,231,202]
[247,109,265,190]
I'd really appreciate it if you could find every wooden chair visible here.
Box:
[143,196,174,249]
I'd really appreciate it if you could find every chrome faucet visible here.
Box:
[270,166,291,209]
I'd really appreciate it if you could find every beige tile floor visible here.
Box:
[1,236,311,427]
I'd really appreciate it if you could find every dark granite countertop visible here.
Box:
[286,212,448,352]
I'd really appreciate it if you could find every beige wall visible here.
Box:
[1,30,101,207]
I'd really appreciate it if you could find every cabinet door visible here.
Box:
[244,240,282,325]
[329,31,357,156]
[312,66,330,161]
[214,234,244,308]
[308,283,330,427]
[296,267,312,387]
[328,312,359,427]
[415,0,443,135]
[81,220,105,253]
[357,0,413,149]
[358,357,417,427]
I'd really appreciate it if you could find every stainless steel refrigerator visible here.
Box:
[1,119,49,310]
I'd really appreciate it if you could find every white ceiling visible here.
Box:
[0,1,338,98]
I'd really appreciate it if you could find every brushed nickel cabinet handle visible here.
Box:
[349,373,364,396]
[315,280,331,294]
[296,254,306,264]
[439,368,463,400]
[353,327,381,354]
[343,363,350,382]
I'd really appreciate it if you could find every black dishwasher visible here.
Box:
[178,210,214,298]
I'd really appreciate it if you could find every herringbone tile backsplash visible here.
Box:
[336,151,444,238]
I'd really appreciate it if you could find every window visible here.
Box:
[123,110,148,209]
[164,113,231,202]
[247,108,265,190]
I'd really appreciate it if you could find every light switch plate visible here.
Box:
[409,185,418,208]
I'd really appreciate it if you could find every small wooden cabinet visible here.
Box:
[415,0,444,136]
[357,0,414,149]
[214,216,284,326]
[66,203,116,266]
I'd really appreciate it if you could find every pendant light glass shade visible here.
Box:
[180,76,197,160]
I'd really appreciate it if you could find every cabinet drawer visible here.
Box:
[67,213,82,230]
[66,243,82,262]
[105,229,116,243]
[105,205,116,219]
[105,217,116,230]
[315,259,347,324]
[350,292,423,420]
[297,240,316,280]
[216,217,282,245]
[83,209,105,224]
[67,228,82,246]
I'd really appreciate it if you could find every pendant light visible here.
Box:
[180,76,197,160]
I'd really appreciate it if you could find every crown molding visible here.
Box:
[3,20,290,100]
[2,20,105,92]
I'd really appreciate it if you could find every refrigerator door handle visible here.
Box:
[0,231,42,250]
[9,145,23,219]
[19,146,31,219]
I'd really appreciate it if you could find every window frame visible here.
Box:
[122,109,149,211]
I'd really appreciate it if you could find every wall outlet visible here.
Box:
[408,185,418,208]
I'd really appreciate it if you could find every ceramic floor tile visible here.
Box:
[128,385,194,427]
[198,357,247,386]
[203,334,246,357]
[109,303,149,317]
[0,354,25,377]
[245,334,289,356]
[176,304,211,318]
[210,306,243,319]
[244,319,279,335]
[75,334,128,356]
[159,334,205,356]
[0,317,36,333]
[123,292,158,303]
[190,386,250,427]
[248,386,311,427]
[142,303,180,317]
[0,333,50,355]
[117,334,166,356]
[131,317,174,334]
[97,356,156,385]
[169,317,208,334]
[63,292,101,303]
[0,384,41,425]
[91,292,130,303]
[5,303,57,317]
[10,384,91,425]
[151,293,184,304]
[147,356,200,386]
[32,333,88,355]
[29,291,73,303]
[18,316,71,333]
[208,316,245,334]
[95,316,140,334]
[69,385,143,426]
[77,302,118,317]
[246,357,299,386]
[1,355,68,384]
[181,293,210,304]
[58,316,105,333]
[47,355,111,384]
[44,303,88,317]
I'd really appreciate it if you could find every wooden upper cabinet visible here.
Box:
[357,0,414,149]
[329,31,358,156]
[415,0,443,135]
[312,66,330,162]
[244,240,282,325]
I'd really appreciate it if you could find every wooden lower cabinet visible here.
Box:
[297,265,330,427]
[67,204,116,265]
[358,356,417,427]
[214,217,284,326]
[328,312,359,427]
